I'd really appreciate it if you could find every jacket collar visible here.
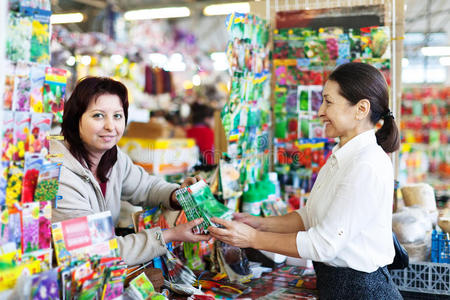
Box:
[331,129,377,168]
[50,140,92,178]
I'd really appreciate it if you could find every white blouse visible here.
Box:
[296,129,395,273]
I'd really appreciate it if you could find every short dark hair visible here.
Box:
[329,62,399,153]
[62,76,129,182]
[191,102,214,125]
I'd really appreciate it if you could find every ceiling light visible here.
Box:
[439,56,450,66]
[80,55,91,66]
[211,52,229,71]
[51,13,84,24]
[203,2,250,16]
[124,7,190,21]
[149,53,168,67]
[421,46,450,56]
[111,54,124,65]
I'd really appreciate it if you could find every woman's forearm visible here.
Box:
[252,231,300,257]
[259,212,305,233]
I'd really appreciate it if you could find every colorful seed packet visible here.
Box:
[297,86,310,113]
[39,201,52,249]
[3,61,16,110]
[22,201,40,253]
[43,67,67,123]
[30,268,59,300]
[1,111,15,161]
[12,111,31,160]
[6,11,32,62]
[30,10,51,64]
[309,85,323,113]
[0,162,9,206]
[29,113,52,154]
[33,162,61,202]
[30,64,46,113]
[22,153,43,203]
[5,161,24,208]
[12,61,31,112]
[0,207,22,251]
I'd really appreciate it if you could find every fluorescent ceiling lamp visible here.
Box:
[421,46,450,56]
[51,13,84,24]
[203,2,250,16]
[124,7,190,21]
[439,56,450,66]
[149,53,168,67]
[164,53,186,72]
[192,74,201,86]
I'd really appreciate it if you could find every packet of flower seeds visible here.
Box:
[22,201,40,253]
[22,153,43,203]
[30,64,46,113]
[0,161,9,206]
[43,67,68,123]
[3,61,16,110]
[30,10,51,64]
[6,11,32,62]
[13,111,31,160]
[5,161,24,208]
[1,111,15,161]
[29,112,52,154]
[0,207,22,251]
[371,26,390,58]
[126,272,156,300]
[12,61,31,112]
[30,267,59,300]
[189,180,233,221]
[297,85,310,113]
[33,162,61,202]
[39,201,52,249]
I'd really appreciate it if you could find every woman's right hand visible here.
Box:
[232,212,264,230]
[162,218,211,244]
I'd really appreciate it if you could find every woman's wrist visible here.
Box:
[169,189,182,210]
[162,227,174,244]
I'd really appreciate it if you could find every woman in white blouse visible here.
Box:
[209,62,402,299]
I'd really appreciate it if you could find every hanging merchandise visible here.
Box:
[42,67,68,123]
[272,23,391,207]
[221,13,272,212]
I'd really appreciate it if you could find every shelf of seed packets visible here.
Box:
[272,25,391,210]
[0,0,62,296]
[220,12,272,213]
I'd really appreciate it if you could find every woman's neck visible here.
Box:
[88,152,103,182]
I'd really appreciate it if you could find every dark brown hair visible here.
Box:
[62,76,129,182]
[328,62,399,153]
[191,102,214,125]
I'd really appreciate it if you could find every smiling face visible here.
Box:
[319,80,361,146]
[79,94,125,158]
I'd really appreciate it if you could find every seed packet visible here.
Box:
[371,26,389,58]
[30,64,46,113]
[5,161,24,208]
[310,121,325,139]
[29,113,52,154]
[22,201,40,253]
[33,162,61,202]
[220,159,242,200]
[126,272,156,300]
[43,67,68,123]
[1,111,15,162]
[0,162,9,206]
[286,87,298,114]
[12,61,31,112]
[3,61,16,110]
[39,201,52,249]
[30,10,51,64]
[0,207,22,250]
[309,85,323,113]
[21,154,42,203]
[338,33,351,60]
[30,268,59,300]
[13,111,31,160]
[297,86,310,113]
[6,11,32,62]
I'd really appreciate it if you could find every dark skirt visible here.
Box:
[313,261,403,300]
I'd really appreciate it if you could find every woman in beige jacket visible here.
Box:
[51,76,210,266]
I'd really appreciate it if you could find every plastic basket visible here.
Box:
[431,230,450,263]
[390,262,450,295]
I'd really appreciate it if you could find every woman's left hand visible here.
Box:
[208,217,257,248]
